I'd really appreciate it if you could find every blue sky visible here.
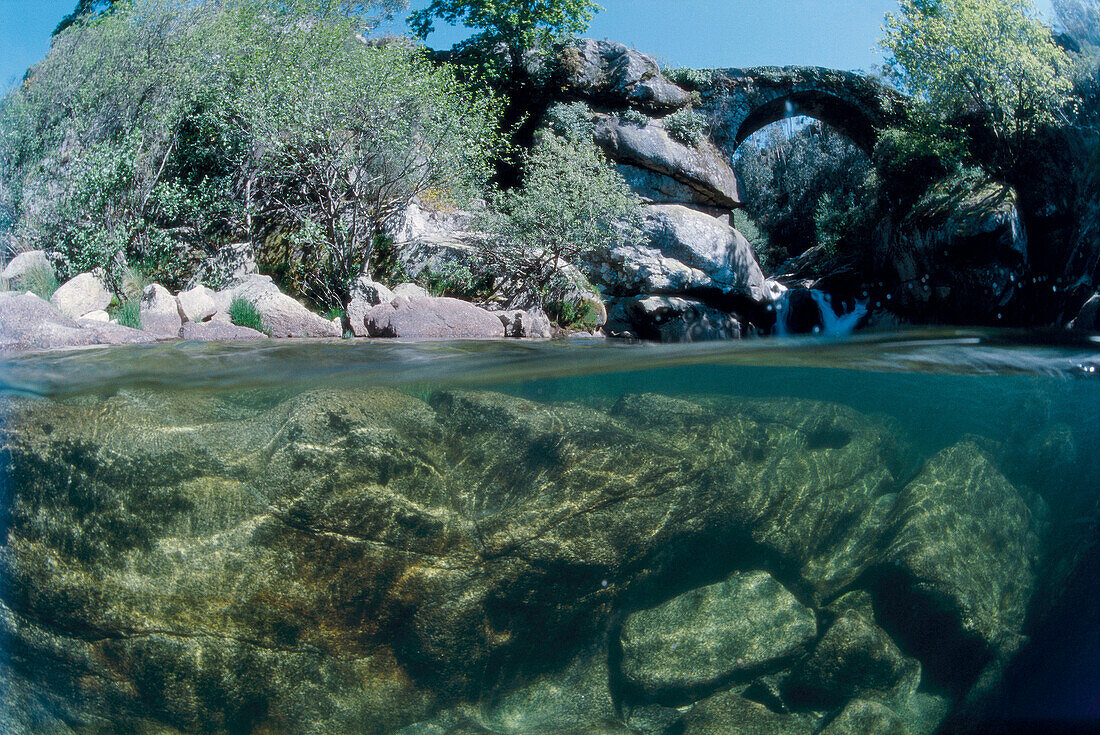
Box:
[0,0,1057,92]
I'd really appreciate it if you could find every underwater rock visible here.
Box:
[620,571,816,699]
[818,699,908,735]
[679,689,814,735]
[870,441,1041,695]
[0,389,1039,733]
[787,610,920,708]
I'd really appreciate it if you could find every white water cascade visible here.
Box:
[773,289,868,337]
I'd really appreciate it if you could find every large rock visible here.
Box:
[180,321,267,341]
[213,275,340,338]
[387,198,482,280]
[347,278,398,337]
[606,295,742,342]
[1068,292,1100,331]
[620,571,816,699]
[0,390,1031,733]
[177,285,218,323]
[364,296,505,339]
[393,282,431,300]
[189,241,257,289]
[588,205,764,302]
[49,272,112,319]
[884,177,1028,324]
[0,292,153,352]
[397,645,617,735]
[679,690,813,735]
[498,308,554,338]
[787,610,920,707]
[594,116,742,209]
[553,39,692,112]
[139,283,183,339]
[1,250,53,288]
[617,163,728,211]
[870,441,1042,695]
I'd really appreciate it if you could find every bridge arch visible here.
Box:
[697,67,906,157]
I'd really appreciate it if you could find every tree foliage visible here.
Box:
[478,133,641,306]
[409,0,600,76]
[881,0,1074,169]
[1,0,498,306]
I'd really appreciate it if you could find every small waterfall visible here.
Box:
[773,288,867,336]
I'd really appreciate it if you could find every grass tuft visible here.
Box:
[112,301,142,329]
[229,297,269,335]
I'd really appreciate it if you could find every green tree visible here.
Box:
[234,5,501,308]
[409,0,600,79]
[53,0,117,36]
[478,133,641,306]
[881,0,1074,171]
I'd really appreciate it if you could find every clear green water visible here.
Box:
[1,330,1098,735]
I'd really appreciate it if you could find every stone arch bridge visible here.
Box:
[694,66,908,156]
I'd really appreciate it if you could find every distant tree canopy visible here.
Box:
[735,122,876,270]
[881,0,1074,172]
[409,0,600,77]
[53,0,116,36]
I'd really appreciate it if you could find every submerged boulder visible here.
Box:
[0,389,1040,733]
[620,571,816,699]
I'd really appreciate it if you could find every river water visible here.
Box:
[1,330,1098,735]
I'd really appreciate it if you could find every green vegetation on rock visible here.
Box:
[228,297,268,335]
[111,300,142,329]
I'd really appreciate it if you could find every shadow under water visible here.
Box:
[0,328,1097,735]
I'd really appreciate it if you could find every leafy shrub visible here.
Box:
[229,297,268,335]
[663,67,719,90]
[618,108,651,127]
[545,298,599,331]
[478,134,642,307]
[323,307,345,321]
[418,262,493,300]
[112,301,142,330]
[544,102,595,141]
[663,108,708,146]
